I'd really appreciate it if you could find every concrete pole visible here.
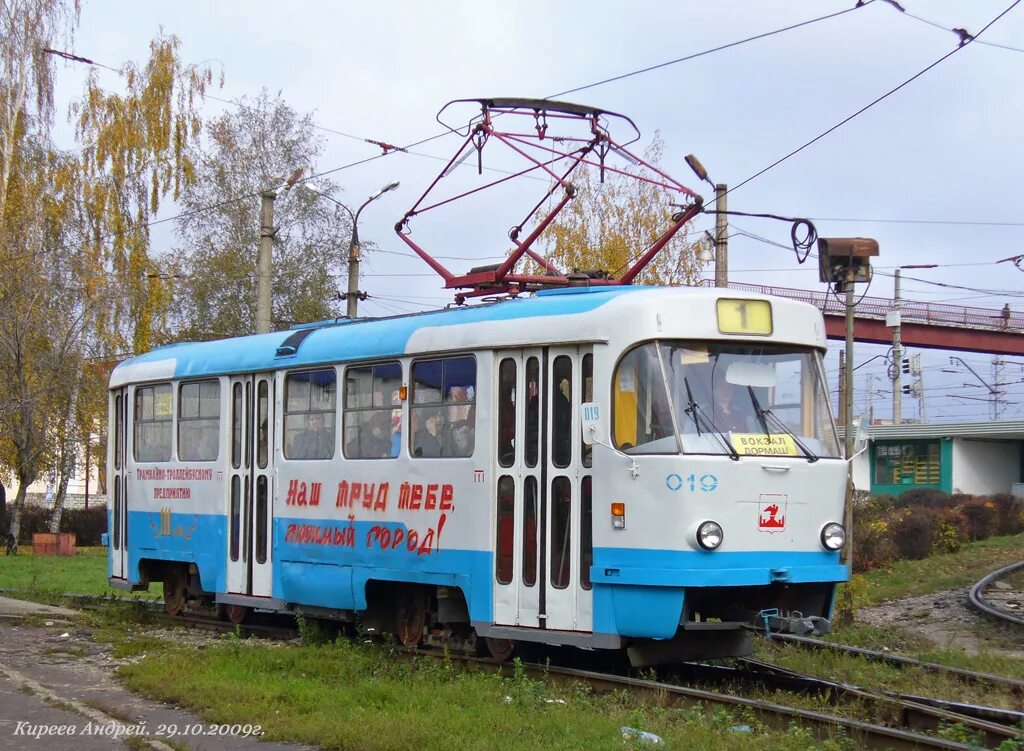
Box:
[892,269,902,424]
[838,350,846,426]
[844,266,856,458]
[714,183,728,288]
[346,223,361,318]
[256,191,276,334]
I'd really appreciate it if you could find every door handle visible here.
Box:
[761,465,790,472]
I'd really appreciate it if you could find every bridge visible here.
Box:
[728,282,1024,356]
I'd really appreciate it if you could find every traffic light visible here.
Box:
[902,385,912,395]
[902,357,911,374]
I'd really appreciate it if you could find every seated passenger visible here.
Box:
[361,412,392,458]
[291,412,333,459]
[413,409,444,457]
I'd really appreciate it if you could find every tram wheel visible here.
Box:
[163,567,187,616]
[484,637,516,662]
[227,604,250,625]
[394,587,426,647]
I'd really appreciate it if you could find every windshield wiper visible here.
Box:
[746,387,819,463]
[684,377,739,460]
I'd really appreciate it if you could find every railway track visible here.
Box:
[969,561,1024,628]
[764,632,1024,697]
[37,593,1024,748]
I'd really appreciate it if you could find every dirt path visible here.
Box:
[856,586,1024,658]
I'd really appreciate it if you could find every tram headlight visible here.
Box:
[821,522,846,551]
[696,521,724,550]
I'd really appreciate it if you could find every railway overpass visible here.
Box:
[729,282,1024,356]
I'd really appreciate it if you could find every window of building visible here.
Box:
[344,362,402,459]
[874,441,941,486]
[134,383,173,462]
[284,369,337,460]
[410,356,476,458]
[178,380,220,462]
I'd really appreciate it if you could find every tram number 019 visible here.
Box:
[665,473,718,493]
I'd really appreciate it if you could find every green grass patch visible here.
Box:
[0,546,156,602]
[115,635,857,751]
[843,533,1024,608]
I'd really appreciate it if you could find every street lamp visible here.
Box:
[302,180,399,318]
[346,181,400,317]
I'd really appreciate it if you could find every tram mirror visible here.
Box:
[724,362,776,389]
[851,414,870,458]
[581,402,602,445]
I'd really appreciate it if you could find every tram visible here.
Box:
[106,284,847,663]
[105,98,847,663]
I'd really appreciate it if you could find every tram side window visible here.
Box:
[344,362,402,459]
[410,356,476,458]
[178,380,220,461]
[283,369,336,460]
[134,383,172,462]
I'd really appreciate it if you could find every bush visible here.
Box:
[853,514,898,573]
[933,507,969,554]
[895,488,953,509]
[891,505,940,560]
[991,493,1024,536]
[959,496,999,541]
[14,503,108,546]
[60,506,108,546]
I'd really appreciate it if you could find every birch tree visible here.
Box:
[167,90,348,340]
[0,16,213,541]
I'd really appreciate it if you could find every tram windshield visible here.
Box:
[613,341,841,459]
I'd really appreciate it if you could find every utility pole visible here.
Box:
[838,351,847,426]
[890,269,902,424]
[256,190,275,334]
[346,224,362,318]
[714,183,728,288]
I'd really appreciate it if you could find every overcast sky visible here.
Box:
[51,0,1024,422]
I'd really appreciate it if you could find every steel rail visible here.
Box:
[734,657,1020,747]
[968,561,1024,628]
[765,633,1024,696]
[463,657,975,751]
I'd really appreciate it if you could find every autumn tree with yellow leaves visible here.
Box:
[0,0,213,539]
[539,134,704,287]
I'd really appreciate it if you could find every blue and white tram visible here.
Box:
[106,285,848,663]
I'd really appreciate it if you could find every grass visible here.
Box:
[113,633,857,751]
[0,546,157,602]
[844,532,1024,608]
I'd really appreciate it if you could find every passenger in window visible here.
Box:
[291,412,333,459]
[362,412,393,458]
[447,404,475,457]
[553,381,572,466]
[413,409,444,457]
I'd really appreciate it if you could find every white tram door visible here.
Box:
[493,349,543,628]
[226,374,275,597]
[109,388,129,580]
[492,347,593,634]
[544,346,594,632]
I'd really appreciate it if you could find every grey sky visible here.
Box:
[51,0,1024,420]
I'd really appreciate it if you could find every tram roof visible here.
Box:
[110,285,813,386]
